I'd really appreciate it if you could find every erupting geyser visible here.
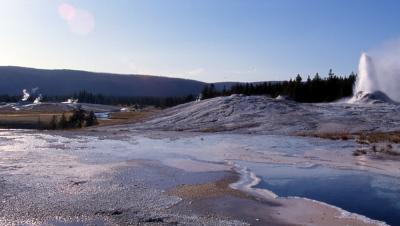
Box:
[350,53,396,104]
[355,53,380,94]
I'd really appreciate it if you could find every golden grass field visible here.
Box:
[0,112,73,129]
[96,108,160,127]
[297,131,400,157]
[0,109,159,129]
[298,131,400,144]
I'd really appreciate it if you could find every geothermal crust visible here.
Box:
[119,94,400,135]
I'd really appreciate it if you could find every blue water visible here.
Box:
[239,162,400,226]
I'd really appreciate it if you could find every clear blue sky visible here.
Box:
[1,0,399,82]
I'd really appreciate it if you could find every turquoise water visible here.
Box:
[240,162,400,226]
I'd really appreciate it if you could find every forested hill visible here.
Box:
[201,70,357,103]
[0,66,207,97]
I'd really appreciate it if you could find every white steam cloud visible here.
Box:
[62,98,79,104]
[33,94,42,104]
[21,88,42,103]
[366,38,400,102]
[21,89,30,101]
[31,87,39,94]
[354,53,380,94]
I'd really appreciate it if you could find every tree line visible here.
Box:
[0,90,195,108]
[202,70,357,103]
[48,107,98,130]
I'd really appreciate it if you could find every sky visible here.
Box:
[1,0,400,83]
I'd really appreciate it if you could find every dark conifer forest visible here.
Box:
[201,70,357,103]
[0,91,195,108]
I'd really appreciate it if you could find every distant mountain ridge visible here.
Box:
[0,66,274,97]
[0,66,208,97]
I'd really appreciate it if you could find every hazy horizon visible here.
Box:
[1,0,400,82]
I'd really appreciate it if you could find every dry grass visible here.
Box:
[297,132,354,141]
[298,131,400,144]
[96,109,159,127]
[352,149,367,156]
[0,112,73,129]
[297,131,400,157]
[198,127,221,133]
[353,144,400,157]
[357,132,400,144]
[353,132,400,156]
[371,144,400,156]
[0,107,158,129]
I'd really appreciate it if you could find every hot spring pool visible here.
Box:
[238,162,400,225]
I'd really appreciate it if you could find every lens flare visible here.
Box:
[58,3,76,21]
[58,3,95,35]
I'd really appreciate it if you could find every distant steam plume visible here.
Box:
[62,98,78,104]
[33,94,43,104]
[21,88,42,103]
[21,89,30,101]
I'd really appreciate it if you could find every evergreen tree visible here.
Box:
[328,69,334,77]
[49,115,58,130]
[69,107,86,128]
[59,114,68,129]
[37,116,43,130]
[295,74,302,83]
[85,111,98,127]
[198,71,356,103]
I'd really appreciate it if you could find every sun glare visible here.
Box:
[58,3,95,35]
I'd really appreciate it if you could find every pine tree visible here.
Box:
[37,116,43,130]
[49,115,58,130]
[295,74,302,83]
[69,107,86,128]
[59,113,68,129]
[85,111,98,127]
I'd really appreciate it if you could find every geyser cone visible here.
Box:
[355,53,380,94]
[349,53,397,104]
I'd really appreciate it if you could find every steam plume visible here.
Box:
[33,94,43,104]
[31,87,39,94]
[354,53,380,94]
[21,89,30,101]
[367,38,400,102]
[62,98,79,104]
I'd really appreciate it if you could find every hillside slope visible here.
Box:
[0,66,206,97]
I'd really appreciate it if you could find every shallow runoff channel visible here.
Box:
[1,129,399,225]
